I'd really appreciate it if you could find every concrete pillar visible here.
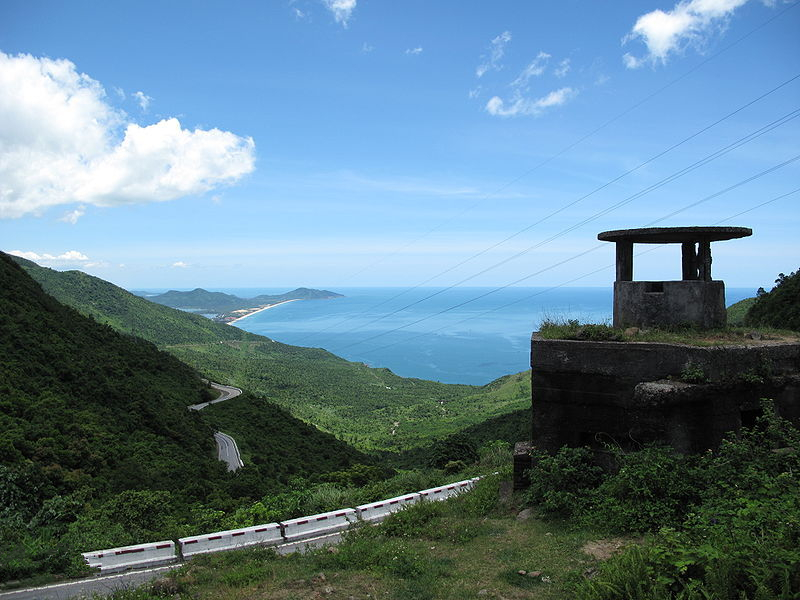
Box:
[698,241,712,281]
[616,241,633,282]
[681,242,698,280]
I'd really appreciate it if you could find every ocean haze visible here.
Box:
[158,286,758,385]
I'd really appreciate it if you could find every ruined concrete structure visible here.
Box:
[597,226,752,329]
[514,226,800,488]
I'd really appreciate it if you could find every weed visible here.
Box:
[679,362,707,383]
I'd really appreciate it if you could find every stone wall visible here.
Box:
[530,335,800,455]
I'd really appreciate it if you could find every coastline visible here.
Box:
[226,299,301,324]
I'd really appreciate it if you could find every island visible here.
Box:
[139,287,344,323]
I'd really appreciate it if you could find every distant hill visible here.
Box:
[10,255,252,346]
[143,286,343,313]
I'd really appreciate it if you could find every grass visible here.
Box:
[537,318,799,346]
[102,478,607,600]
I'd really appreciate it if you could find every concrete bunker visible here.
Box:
[597,226,752,329]
[513,226,799,489]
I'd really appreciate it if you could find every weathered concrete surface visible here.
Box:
[530,335,800,455]
[613,280,726,329]
[513,441,533,491]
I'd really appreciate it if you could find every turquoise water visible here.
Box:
[221,286,756,386]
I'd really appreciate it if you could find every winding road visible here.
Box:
[189,382,245,472]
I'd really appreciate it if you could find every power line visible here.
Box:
[345,186,800,360]
[333,0,800,287]
[294,73,800,346]
[329,155,800,354]
[323,104,800,349]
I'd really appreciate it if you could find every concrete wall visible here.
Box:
[530,335,800,455]
[613,280,726,329]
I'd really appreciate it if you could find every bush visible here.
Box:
[524,446,604,518]
[574,404,800,599]
[587,446,702,533]
[426,433,478,469]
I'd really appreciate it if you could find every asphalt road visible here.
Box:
[187,382,242,411]
[188,382,245,472]
[214,431,244,471]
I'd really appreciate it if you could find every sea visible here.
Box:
[184,286,756,386]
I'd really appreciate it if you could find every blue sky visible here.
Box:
[1,0,798,290]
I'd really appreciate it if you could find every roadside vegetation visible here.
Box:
[98,405,799,600]
[0,255,390,584]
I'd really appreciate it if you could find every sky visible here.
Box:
[1,0,798,291]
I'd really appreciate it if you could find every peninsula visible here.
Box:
[139,287,343,323]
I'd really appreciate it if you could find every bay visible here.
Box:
[224,286,756,386]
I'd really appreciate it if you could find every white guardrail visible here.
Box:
[82,477,481,573]
[81,540,177,574]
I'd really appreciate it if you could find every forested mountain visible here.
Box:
[141,286,343,313]
[0,253,378,580]
[16,258,531,453]
[11,255,251,345]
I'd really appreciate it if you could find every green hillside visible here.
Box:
[727,296,757,325]
[0,253,383,581]
[11,255,251,346]
[167,341,530,451]
[16,259,531,452]
[746,268,800,331]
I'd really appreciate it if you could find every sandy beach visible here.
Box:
[226,299,301,324]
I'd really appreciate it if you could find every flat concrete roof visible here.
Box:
[598,226,752,244]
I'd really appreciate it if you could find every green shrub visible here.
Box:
[524,446,604,518]
[427,433,478,469]
[587,446,702,533]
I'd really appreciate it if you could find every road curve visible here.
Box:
[188,382,242,411]
[214,431,244,471]
[188,382,245,472]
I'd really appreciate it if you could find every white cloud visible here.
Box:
[623,0,751,67]
[322,0,356,26]
[405,47,423,55]
[485,87,576,117]
[0,51,256,219]
[510,52,551,89]
[468,87,482,99]
[172,261,189,268]
[294,7,306,19]
[362,42,374,53]
[133,90,152,111]
[476,31,512,78]
[59,205,86,224]
[554,58,571,78]
[8,249,90,262]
